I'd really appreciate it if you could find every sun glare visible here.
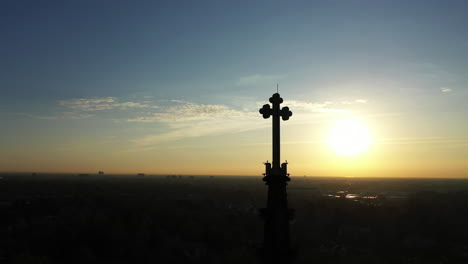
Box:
[328,118,371,156]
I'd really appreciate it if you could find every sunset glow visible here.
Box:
[328,118,371,156]
[1,1,467,178]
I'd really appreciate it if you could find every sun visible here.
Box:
[327,118,371,156]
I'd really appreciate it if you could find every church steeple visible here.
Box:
[259,92,294,262]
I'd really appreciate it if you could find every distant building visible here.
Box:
[137,173,145,177]
[98,171,104,175]
[345,194,360,199]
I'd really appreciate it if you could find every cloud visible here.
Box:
[237,74,286,86]
[374,137,468,145]
[59,97,158,111]
[285,100,347,113]
[128,100,261,145]
[37,112,95,120]
[28,97,161,120]
[339,99,368,105]
[32,95,360,147]
[440,87,452,93]
[59,97,117,111]
[129,98,351,148]
[130,116,262,147]
[127,102,244,122]
[278,99,367,112]
[129,101,262,146]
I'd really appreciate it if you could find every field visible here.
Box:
[1,174,468,263]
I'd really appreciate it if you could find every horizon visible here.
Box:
[2,172,468,180]
[2,1,468,178]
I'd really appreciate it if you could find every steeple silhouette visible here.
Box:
[259,92,294,263]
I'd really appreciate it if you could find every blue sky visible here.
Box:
[1,0,468,176]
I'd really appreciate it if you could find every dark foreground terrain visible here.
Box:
[1,173,468,263]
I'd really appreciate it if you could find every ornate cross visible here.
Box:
[259,93,292,171]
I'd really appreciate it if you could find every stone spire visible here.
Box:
[259,92,294,263]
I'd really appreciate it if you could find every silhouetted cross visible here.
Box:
[259,93,292,170]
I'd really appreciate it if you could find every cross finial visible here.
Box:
[259,93,293,120]
[260,104,272,119]
[281,106,292,120]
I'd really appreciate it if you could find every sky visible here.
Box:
[1,0,468,177]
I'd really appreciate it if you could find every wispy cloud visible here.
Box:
[130,116,262,147]
[285,100,347,113]
[32,95,362,147]
[59,97,158,111]
[129,98,352,148]
[38,112,95,120]
[374,137,468,145]
[352,99,368,104]
[283,98,367,113]
[127,101,243,122]
[19,112,95,120]
[440,87,452,93]
[34,97,161,120]
[128,100,261,146]
[237,74,286,86]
